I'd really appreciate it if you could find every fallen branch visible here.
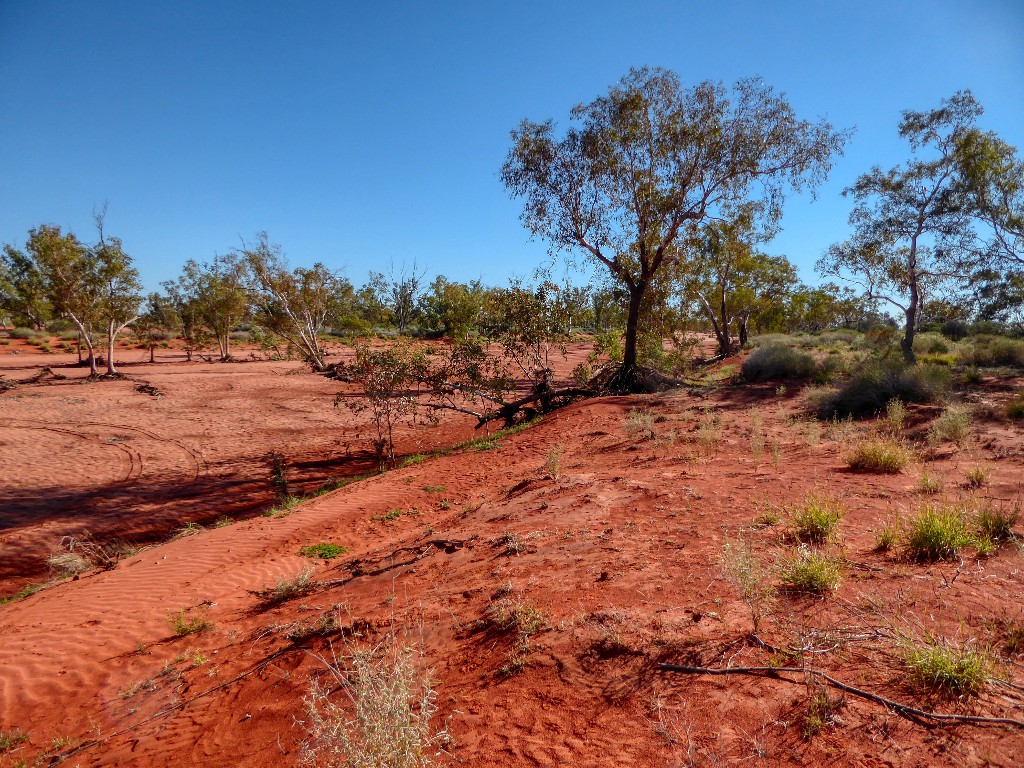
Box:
[658,663,1024,729]
[476,386,595,428]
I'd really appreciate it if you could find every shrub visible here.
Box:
[965,465,990,488]
[917,472,943,494]
[721,540,775,632]
[741,343,816,381]
[303,636,447,768]
[844,437,911,473]
[1007,395,1024,419]
[905,504,973,561]
[939,319,969,341]
[958,336,1024,368]
[47,551,91,578]
[912,332,950,354]
[301,543,347,560]
[8,327,39,340]
[875,517,901,552]
[780,548,842,595]
[817,359,948,419]
[927,405,971,446]
[974,502,1019,547]
[267,568,316,604]
[167,608,213,636]
[623,409,655,440]
[883,398,906,434]
[790,494,844,544]
[903,639,990,697]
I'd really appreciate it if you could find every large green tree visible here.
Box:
[0,245,51,329]
[819,91,984,363]
[501,67,847,390]
[93,214,143,375]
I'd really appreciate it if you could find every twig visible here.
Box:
[658,663,1024,729]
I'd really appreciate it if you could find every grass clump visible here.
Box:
[974,502,1019,548]
[903,639,991,698]
[543,444,563,479]
[167,607,213,636]
[844,436,911,473]
[267,568,316,604]
[917,472,943,494]
[965,465,990,488]
[882,398,906,434]
[958,335,1024,368]
[789,493,844,544]
[927,405,971,446]
[0,729,28,753]
[742,343,816,381]
[1007,394,1024,420]
[623,408,656,440]
[300,543,347,560]
[875,516,901,552]
[303,635,447,768]
[780,548,842,595]
[904,504,973,561]
[817,359,948,419]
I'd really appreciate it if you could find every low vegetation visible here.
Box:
[167,607,213,636]
[300,543,347,560]
[843,437,911,473]
[904,503,975,561]
[903,638,991,698]
[741,343,816,381]
[780,548,842,595]
[789,493,845,544]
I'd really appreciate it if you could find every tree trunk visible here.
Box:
[901,303,917,363]
[106,320,118,375]
[149,344,155,363]
[617,282,646,389]
[738,314,750,347]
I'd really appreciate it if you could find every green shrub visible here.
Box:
[903,639,990,697]
[1007,395,1024,419]
[974,502,1019,547]
[300,543,346,560]
[958,336,1024,368]
[742,343,816,381]
[9,327,39,340]
[940,319,969,341]
[780,548,842,594]
[167,608,213,636]
[965,465,990,488]
[817,359,948,419]
[927,405,971,446]
[912,332,950,354]
[905,504,973,561]
[790,494,844,544]
[844,437,911,473]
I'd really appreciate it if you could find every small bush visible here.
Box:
[927,406,971,446]
[875,517,901,552]
[303,636,447,768]
[958,336,1024,368]
[844,437,911,473]
[903,639,990,697]
[46,551,91,578]
[1006,395,1024,419]
[817,359,948,419]
[917,472,943,494]
[940,319,969,341]
[267,568,316,604]
[912,332,950,354]
[623,409,655,440]
[883,398,906,434]
[742,343,816,381]
[9,327,39,340]
[905,504,973,561]
[965,465,990,488]
[790,494,844,544]
[167,608,213,636]
[300,543,347,560]
[780,548,842,595]
[974,502,1019,547]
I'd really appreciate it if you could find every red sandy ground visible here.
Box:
[1,340,1023,767]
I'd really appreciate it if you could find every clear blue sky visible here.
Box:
[1,0,1022,292]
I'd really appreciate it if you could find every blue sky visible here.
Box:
[1,0,1022,292]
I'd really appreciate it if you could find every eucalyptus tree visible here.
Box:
[819,91,985,363]
[0,244,51,329]
[92,215,142,375]
[166,255,249,361]
[26,225,102,373]
[241,233,342,371]
[502,66,847,390]
[956,126,1023,267]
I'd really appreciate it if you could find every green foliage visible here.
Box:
[965,465,990,488]
[844,437,911,473]
[0,729,28,753]
[958,335,1024,368]
[912,332,950,354]
[167,608,213,636]
[817,359,948,418]
[300,543,347,560]
[790,493,845,543]
[927,405,972,446]
[903,639,990,697]
[741,343,816,381]
[974,502,1019,546]
[780,548,842,594]
[905,504,974,561]
[1006,394,1024,419]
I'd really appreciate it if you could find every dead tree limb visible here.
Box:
[658,663,1024,729]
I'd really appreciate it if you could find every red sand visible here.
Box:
[2,342,1024,766]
